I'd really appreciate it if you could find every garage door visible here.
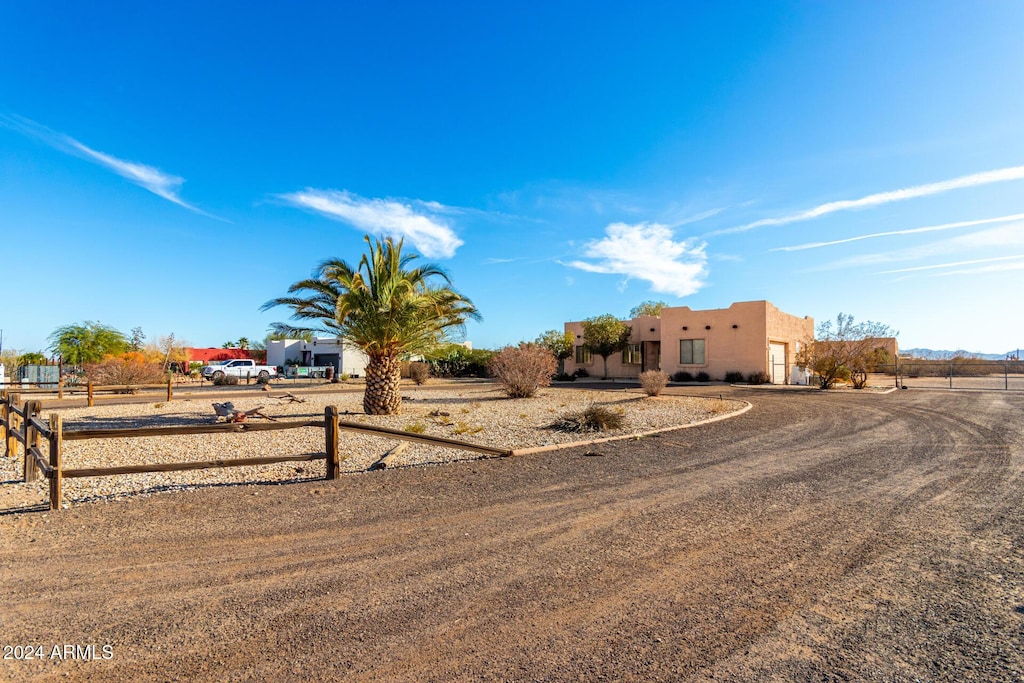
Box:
[769,343,787,384]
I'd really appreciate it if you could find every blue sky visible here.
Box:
[2,2,1023,355]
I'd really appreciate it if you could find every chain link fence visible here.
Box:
[890,360,1024,391]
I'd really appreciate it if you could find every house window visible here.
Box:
[575,345,592,364]
[679,339,705,365]
[622,343,642,365]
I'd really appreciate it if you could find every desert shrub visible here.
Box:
[547,404,625,433]
[639,370,669,396]
[213,374,240,386]
[408,361,430,385]
[747,371,771,385]
[572,367,589,378]
[552,372,577,382]
[404,422,426,434]
[672,371,694,382]
[695,371,710,382]
[452,422,484,435]
[426,345,495,378]
[488,343,558,398]
[724,371,744,383]
[85,352,165,390]
[339,373,350,382]
[255,373,271,385]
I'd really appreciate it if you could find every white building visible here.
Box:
[266,338,369,377]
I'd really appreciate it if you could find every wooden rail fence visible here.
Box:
[10,377,178,405]
[1,390,510,511]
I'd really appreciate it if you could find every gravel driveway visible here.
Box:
[1,386,1022,681]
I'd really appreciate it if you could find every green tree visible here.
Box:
[237,337,250,349]
[262,235,480,414]
[796,313,896,389]
[48,321,128,365]
[535,329,574,374]
[581,314,632,379]
[18,351,48,365]
[629,300,666,318]
[129,327,146,351]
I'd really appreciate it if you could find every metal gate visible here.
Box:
[896,360,1024,391]
[769,343,787,384]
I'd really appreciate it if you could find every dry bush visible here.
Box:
[747,371,771,385]
[85,352,165,390]
[488,343,558,398]
[213,374,240,386]
[639,370,669,396]
[408,361,430,385]
[547,404,624,433]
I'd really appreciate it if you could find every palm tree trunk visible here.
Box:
[364,353,403,415]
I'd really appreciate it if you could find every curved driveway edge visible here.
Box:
[509,400,753,456]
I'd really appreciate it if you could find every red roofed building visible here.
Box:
[186,348,254,364]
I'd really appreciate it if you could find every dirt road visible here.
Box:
[1,387,1022,681]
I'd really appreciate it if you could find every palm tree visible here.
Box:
[262,235,480,415]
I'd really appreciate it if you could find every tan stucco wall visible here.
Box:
[764,301,816,383]
[563,316,660,378]
[563,301,813,382]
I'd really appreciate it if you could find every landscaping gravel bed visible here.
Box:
[1,385,740,508]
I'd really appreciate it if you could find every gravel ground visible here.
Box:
[0,384,739,509]
[1,386,1021,682]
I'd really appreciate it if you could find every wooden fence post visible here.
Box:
[58,376,64,399]
[23,401,40,482]
[0,391,7,451]
[49,414,63,510]
[88,381,94,407]
[6,392,21,457]
[166,375,173,402]
[325,405,339,480]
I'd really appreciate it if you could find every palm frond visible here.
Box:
[262,235,479,359]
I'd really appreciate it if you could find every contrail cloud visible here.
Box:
[877,254,1024,274]
[772,212,1024,252]
[714,164,1024,236]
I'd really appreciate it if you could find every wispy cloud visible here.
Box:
[877,254,1024,275]
[714,164,1024,236]
[563,222,706,297]
[1,113,214,217]
[279,189,463,258]
[661,206,727,229]
[922,261,1024,278]
[482,256,526,265]
[815,222,1024,271]
[773,212,1024,252]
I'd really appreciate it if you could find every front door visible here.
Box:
[643,342,661,372]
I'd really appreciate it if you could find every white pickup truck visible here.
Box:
[201,359,279,382]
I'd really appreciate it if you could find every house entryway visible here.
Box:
[769,342,787,384]
[643,342,661,373]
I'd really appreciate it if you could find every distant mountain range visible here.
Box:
[902,347,1021,361]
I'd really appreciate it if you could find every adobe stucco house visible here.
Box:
[563,300,814,384]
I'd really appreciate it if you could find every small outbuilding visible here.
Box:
[265,337,368,377]
[563,300,814,384]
